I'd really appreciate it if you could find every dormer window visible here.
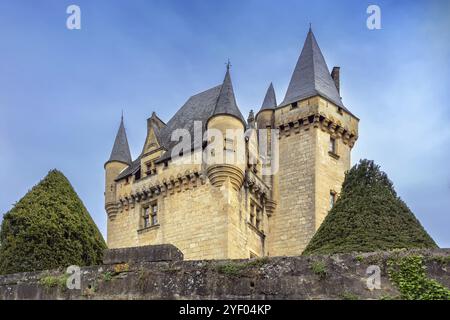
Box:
[145,161,157,176]
[134,170,141,181]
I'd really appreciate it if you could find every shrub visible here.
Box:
[0,170,106,275]
[303,160,437,255]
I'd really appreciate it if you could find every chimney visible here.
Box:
[331,66,340,94]
[247,110,255,128]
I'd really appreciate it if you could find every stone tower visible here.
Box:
[206,66,246,191]
[104,116,132,226]
[256,83,278,215]
[267,28,359,256]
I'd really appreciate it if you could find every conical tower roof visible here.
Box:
[280,28,346,111]
[106,115,132,166]
[210,66,246,125]
[259,82,277,113]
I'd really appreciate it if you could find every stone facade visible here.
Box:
[104,29,359,260]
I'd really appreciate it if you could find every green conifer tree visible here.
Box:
[303,160,437,255]
[0,170,106,274]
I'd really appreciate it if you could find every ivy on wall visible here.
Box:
[387,255,450,300]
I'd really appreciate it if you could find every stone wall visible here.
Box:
[269,126,316,256]
[1,245,448,300]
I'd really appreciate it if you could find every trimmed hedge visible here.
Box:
[303,160,437,255]
[0,170,106,275]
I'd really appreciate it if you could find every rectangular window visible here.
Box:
[249,202,263,232]
[255,208,261,230]
[266,126,272,158]
[134,170,141,181]
[143,207,151,228]
[145,162,157,176]
[330,191,336,209]
[224,138,234,151]
[291,101,298,109]
[250,204,255,225]
[142,203,158,228]
[329,137,336,154]
[151,203,158,225]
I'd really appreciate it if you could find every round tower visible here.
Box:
[206,67,246,191]
[255,82,276,130]
[256,83,278,215]
[105,115,132,219]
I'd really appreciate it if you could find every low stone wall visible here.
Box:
[0,246,448,300]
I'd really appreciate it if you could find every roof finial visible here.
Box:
[121,109,124,122]
[225,59,232,71]
[309,22,312,31]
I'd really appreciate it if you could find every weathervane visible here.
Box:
[225,59,232,71]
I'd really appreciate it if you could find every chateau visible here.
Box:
[104,28,359,259]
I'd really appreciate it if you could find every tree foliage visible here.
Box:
[303,159,437,255]
[0,170,106,274]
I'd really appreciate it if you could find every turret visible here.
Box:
[268,27,359,256]
[256,82,276,130]
[256,83,278,215]
[206,65,246,191]
[104,115,132,220]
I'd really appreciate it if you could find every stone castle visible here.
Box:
[104,28,359,260]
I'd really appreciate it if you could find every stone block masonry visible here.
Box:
[0,246,448,300]
[103,244,184,264]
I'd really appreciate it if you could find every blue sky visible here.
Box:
[0,0,449,247]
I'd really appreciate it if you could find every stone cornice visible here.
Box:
[276,112,358,147]
[244,171,270,203]
[116,170,207,214]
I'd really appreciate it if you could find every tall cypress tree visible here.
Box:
[0,170,106,275]
[303,160,437,255]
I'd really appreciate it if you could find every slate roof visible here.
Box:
[115,70,247,180]
[156,85,224,163]
[106,117,132,166]
[116,156,141,180]
[259,82,277,113]
[279,28,350,114]
[211,68,246,124]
